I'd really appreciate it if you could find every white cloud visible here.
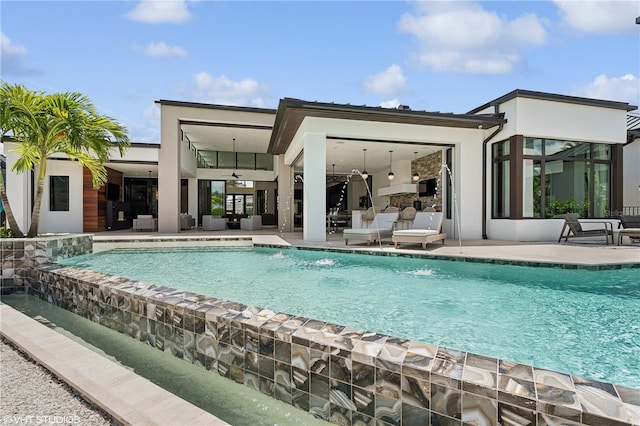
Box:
[138,42,188,57]
[398,2,549,74]
[379,99,401,109]
[572,74,639,105]
[125,1,192,24]
[0,32,36,75]
[363,65,408,96]
[178,72,269,107]
[554,1,639,34]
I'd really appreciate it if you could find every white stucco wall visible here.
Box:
[5,143,32,232]
[4,145,83,234]
[37,159,84,233]
[500,97,627,144]
[623,139,640,207]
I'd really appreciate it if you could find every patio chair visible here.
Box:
[343,212,399,245]
[202,215,226,231]
[180,213,195,230]
[617,215,640,245]
[557,213,614,245]
[362,207,376,228]
[397,206,417,230]
[132,215,157,232]
[241,215,262,231]
[392,211,446,249]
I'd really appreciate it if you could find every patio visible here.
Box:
[92,228,640,268]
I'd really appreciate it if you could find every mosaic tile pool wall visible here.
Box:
[19,261,639,426]
[0,234,92,293]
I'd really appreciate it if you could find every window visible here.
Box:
[491,137,615,219]
[50,176,69,211]
[492,141,510,218]
[226,194,253,216]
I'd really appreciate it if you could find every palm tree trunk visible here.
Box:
[0,172,25,238]
[27,160,46,238]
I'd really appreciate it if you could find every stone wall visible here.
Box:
[390,151,443,211]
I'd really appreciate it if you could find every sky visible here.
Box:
[1,0,639,143]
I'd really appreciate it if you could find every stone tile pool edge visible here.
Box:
[4,235,640,425]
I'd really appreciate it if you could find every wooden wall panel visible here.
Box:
[83,167,123,232]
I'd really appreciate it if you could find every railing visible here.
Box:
[608,206,640,216]
[623,206,640,215]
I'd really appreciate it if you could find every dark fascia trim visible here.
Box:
[107,159,158,165]
[269,97,505,153]
[468,89,638,114]
[279,97,504,123]
[128,142,160,148]
[156,99,276,115]
[2,135,159,149]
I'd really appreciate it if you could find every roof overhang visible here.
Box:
[268,98,505,155]
[469,89,638,115]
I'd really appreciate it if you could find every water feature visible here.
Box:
[58,246,640,389]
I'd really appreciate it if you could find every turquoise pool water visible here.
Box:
[59,247,640,389]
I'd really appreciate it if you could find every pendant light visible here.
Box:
[412,152,420,182]
[361,149,369,180]
[387,150,395,180]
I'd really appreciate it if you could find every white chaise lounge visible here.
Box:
[392,211,446,249]
[343,212,399,245]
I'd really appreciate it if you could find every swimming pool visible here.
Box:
[59,246,640,390]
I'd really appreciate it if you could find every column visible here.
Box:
[277,155,294,232]
[158,110,181,233]
[303,133,326,242]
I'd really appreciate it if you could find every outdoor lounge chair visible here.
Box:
[617,215,640,245]
[557,213,614,245]
[392,211,446,249]
[343,212,399,245]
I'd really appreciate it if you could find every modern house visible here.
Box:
[2,89,637,242]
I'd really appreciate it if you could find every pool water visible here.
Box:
[59,247,640,389]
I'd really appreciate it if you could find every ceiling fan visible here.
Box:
[224,138,242,179]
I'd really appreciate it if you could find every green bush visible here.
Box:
[0,226,11,238]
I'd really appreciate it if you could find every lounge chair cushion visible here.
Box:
[392,211,446,249]
[392,229,441,237]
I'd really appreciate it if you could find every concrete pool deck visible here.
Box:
[93,228,640,268]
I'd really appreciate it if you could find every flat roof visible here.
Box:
[468,89,638,114]
[269,98,505,155]
[156,99,276,115]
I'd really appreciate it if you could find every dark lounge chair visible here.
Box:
[617,215,640,245]
[557,213,614,245]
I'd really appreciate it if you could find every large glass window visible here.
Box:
[522,159,541,217]
[492,141,510,218]
[492,137,614,219]
[226,194,253,216]
[544,160,589,218]
[210,181,225,216]
[196,150,274,171]
[49,176,69,211]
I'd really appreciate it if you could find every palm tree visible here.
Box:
[0,81,130,238]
